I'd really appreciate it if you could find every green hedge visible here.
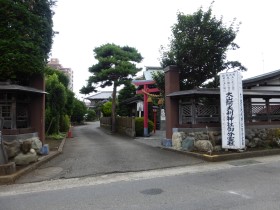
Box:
[86,109,96,121]
[60,114,71,132]
[135,117,154,136]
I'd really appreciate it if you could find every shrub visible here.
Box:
[71,98,87,123]
[60,114,70,132]
[135,117,154,136]
[102,101,112,117]
[86,109,96,121]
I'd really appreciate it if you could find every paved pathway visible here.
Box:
[16,122,204,183]
[134,130,165,147]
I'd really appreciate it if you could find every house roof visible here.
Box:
[143,66,163,80]
[0,84,46,94]
[243,69,280,87]
[85,91,116,100]
[167,88,280,98]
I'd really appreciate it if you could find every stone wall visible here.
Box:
[171,126,280,152]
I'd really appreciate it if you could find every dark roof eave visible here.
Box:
[167,88,280,98]
[243,69,280,87]
[120,95,143,104]
[0,84,46,94]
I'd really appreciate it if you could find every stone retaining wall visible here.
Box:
[172,126,280,152]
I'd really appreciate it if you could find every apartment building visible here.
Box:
[48,58,74,91]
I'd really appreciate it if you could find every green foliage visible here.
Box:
[45,66,70,88]
[60,115,71,132]
[45,107,53,134]
[85,109,96,121]
[81,43,143,132]
[46,116,60,135]
[135,117,154,137]
[46,74,67,115]
[160,3,246,90]
[71,98,87,123]
[152,71,165,97]
[267,129,280,147]
[102,101,112,117]
[65,89,75,117]
[81,43,143,94]
[47,133,66,140]
[0,0,55,83]
[117,82,137,116]
[274,128,280,138]
[80,85,96,95]
[45,67,75,134]
[45,74,67,134]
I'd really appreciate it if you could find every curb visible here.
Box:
[0,137,67,185]
[161,147,280,162]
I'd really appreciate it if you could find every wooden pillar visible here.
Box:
[11,96,16,129]
[191,98,197,125]
[265,98,271,123]
[165,66,180,140]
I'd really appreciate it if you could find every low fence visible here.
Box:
[100,116,135,137]
[179,101,280,127]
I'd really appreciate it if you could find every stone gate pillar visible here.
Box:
[30,75,45,144]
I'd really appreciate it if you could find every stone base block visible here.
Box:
[0,162,16,175]
[162,139,172,147]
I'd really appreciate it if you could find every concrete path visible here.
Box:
[16,122,204,183]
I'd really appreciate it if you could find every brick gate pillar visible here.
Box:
[164,65,180,140]
[30,75,45,144]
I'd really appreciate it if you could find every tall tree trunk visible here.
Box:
[111,81,117,133]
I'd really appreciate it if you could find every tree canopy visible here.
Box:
[45,66,74,134]
[0,0,55,84]
[160,3,246,90]
[81,43,143,132]
[152,71,165,97]
[80,43,143,94]
[45,66,70,88]
[45,73,67,134]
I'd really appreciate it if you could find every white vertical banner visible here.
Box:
[137,101,143,117]
[220,71,245,149]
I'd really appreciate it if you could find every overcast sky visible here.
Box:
[50,0,280,98]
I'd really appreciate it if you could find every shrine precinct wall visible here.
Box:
[174,125,280,148]
[100,117,135,137]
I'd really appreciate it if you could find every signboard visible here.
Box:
[137,101,143,112]
[161,109,166,121]
[220,71,245,149]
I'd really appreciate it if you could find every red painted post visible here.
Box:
[132,80,159,137]
[143,84,149,136]
[152,106,158,134]
[153,111,156,133]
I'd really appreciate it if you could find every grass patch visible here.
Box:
[47,132,66,140]
[45,133,66,151]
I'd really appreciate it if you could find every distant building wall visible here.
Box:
[48,58,74,91]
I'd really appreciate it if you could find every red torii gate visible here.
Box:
[132,80,159,137]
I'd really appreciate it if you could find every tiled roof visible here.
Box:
[86,91,117,100]
[143,66,163,80]
[243,69,280,87]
